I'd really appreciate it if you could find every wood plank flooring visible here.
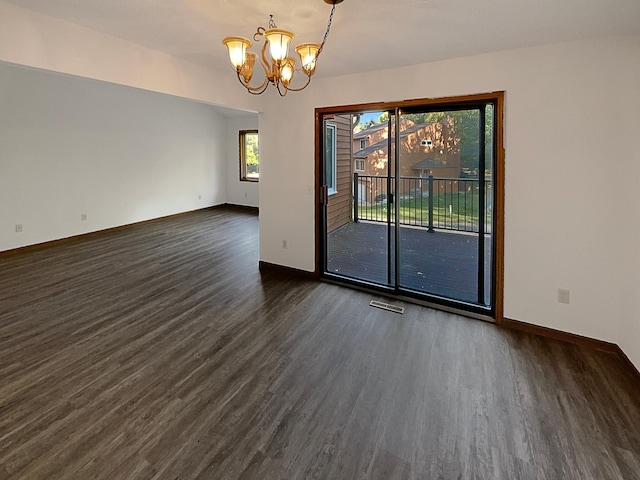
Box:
[1,207,639,479]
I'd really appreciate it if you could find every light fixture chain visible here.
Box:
[318,2,337,55]
[268,14,277,29]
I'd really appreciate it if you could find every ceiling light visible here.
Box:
[222,0,343,96]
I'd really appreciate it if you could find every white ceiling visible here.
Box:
[7,0,640,79]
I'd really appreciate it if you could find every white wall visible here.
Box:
[258,36,640,369]
[0,62,228,251]
[0,0,255,112]
[226,116,260,208]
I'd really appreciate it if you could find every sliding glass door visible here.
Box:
[396,105,493,306]
[323,112,395,287]
[318,95,501,316]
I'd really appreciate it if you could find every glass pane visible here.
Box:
[325,112,393,286]
[397,108,491,307]
[242,131,259,180]
[322,103,495,312]
[483,104,494,306]
[325,123,336,192]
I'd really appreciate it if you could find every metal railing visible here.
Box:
[353,173,492,233]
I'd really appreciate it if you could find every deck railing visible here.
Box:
[353,173,492,233]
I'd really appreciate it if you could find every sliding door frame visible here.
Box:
[314,91,505,322]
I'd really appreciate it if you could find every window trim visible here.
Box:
[325,123,337,195]
[355,159,365,172]
[239,129,259,182]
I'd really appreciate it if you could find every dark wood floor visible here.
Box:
[327,221,492,305]
[1,207,639,479]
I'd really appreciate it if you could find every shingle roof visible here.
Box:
[411,158,442,170]
[353,123,387,139]
[353,122,437,158]
[354,142,386,158]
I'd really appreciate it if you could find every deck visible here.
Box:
[327,221,492,305]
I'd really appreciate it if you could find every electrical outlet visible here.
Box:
[282,239,288,249]
[15,224,22,233]
[81,214,87,221]
[558,288,570,304]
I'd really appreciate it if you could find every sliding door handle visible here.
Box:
[321,185,329,205]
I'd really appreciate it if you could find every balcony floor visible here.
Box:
[327,221,492,306]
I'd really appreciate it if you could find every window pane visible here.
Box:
[240,130,259,181]
[325,124,336,192]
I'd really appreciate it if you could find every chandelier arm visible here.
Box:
[280,73,312,93]
[259,37,275,79]
[275,79,289,97]
[236,70,270,95]
[253,26,265,42]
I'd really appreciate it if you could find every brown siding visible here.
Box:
[327,114,353,233]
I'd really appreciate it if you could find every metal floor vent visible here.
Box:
[369,300,405,315]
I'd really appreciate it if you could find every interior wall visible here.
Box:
[0,62,228,251]
[615,45,640,371]
[0,0,256,112]
[258,35,640,369]
[225,116,260,208]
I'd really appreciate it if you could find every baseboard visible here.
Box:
[0,206,222,258]
[501,317,619,353]
[216,203,259,214]
[613,345,640,383]
[502,317,640,384]
[258,261,317,279]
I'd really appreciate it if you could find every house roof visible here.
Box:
[411,158,443,170]
[354,142,385,158]
[353,122,439,158]
[354,123,387,139]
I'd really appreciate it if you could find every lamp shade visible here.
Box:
[222,37,251,70]
[264,29,294,64]
[280,58,296,86]
[295,43,320,75]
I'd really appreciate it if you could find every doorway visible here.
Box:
[316,93,504,318]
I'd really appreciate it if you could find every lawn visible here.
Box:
[357,191,492,232]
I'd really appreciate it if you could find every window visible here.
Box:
[325,123,337,194]
[355,159,365,172]
[240,130,259,181]
[360,139,366,149]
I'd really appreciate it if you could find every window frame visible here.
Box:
[325,123,337,195]
[355,159,365,172]
[239,129,259,182]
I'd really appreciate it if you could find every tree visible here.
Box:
[401,109,494,172]
[245,132,259,174]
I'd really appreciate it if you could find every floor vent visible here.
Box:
[369,300,405,315]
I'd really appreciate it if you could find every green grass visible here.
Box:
[357,192,491,230]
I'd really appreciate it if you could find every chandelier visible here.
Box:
[222,0,343,96]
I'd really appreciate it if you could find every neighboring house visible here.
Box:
[325,114,353,233]
[353,118,461,203]
[353,122,388,155]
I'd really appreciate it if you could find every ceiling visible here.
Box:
[8,0,640,80]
